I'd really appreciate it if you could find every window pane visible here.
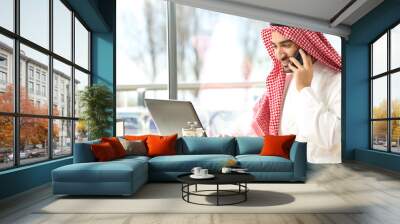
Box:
[53,59,72,117]
[372,77,387,119]
[75,18,89,69]
[391,24,400,70]
[0,0,14,31]
[53,0,72,60]
[20,44,49,115]
[75,120,88,143]
[0,34,14,112]
[116,90,166,135]
[53,119,72,158]
[176,5,269,136]
[391,120,400,153]
[391,72,400,118]
[372,121,387,151]
[116,0,167,135]
[0,116,13,170]
[20,117,49,165]
[20,0,49,49]
[372,33,387,76]
[74,69,89,118]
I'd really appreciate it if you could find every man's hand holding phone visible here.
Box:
[288,48,314,92]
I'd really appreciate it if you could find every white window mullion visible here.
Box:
[167,0,177,100]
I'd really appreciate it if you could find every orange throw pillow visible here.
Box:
[259,135,296,159]
[101,137,127,158]
[91,142,117,161]
[124,135,150,141]
[146,134,178,157]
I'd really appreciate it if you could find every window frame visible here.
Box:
[0,0,92,171]
[370,21,400,154]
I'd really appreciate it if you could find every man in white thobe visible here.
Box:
[252,24,342,164]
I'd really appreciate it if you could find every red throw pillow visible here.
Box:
[259,135,296,159]
[101,137,126,158]
[146,134,178,157]
[91,142,117,161]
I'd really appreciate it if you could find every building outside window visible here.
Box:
[28,67,34,80]
[35,70,40,81]
[36,83,40,95]
[28,81,34,94]
[0,71,6,85]
[54,89,58,104]
[0,54,7,67]
[42,85,46,97]
[0,54,7,90]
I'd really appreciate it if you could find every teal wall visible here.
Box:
[0,158,72,199]
[92,33,114,86]
[91,0,116,136]
[344,0,400,171]
[0,0,116,200]
[92,32,115,136]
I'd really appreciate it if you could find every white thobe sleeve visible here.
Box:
[297,76,341,149]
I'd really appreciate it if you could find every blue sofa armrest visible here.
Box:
[73,140,100,163]
[289,141,307,181]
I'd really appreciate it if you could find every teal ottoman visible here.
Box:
[52,156,148,196]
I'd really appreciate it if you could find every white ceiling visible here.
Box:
[227,0,352,22]
[171,0,384,38]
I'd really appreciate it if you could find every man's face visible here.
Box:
[271,31,299,73]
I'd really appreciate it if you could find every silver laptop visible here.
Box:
[144,99,207,137]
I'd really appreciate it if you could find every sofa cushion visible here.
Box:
[147,134,178,157]
[52,159,147,183]
[101,137,127,158]
[260,135,296,159]
[119,138,147,156]
[236,137,263,155]
[115,155,150,163]
[124,135,150,141]
[91,142,118,161]
[148,154,235,172]
[179,137,236,155]
[236,155,293,172]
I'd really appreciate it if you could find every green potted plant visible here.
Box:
[79,84,113,140]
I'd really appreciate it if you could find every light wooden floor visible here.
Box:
[1,162,400,224]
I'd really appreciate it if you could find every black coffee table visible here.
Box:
[177,172,255,206]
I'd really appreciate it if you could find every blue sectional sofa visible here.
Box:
[52,137,307,196]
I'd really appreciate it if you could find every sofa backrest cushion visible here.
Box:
[178,137,236,155]
[259,135,296,159]
[147,134,178,157]
[236,137,263,155]
[91,142,118,161]
[124,135,149,141]
[101,137,127,158]
[73,139,100,163]
[119,138,147,156]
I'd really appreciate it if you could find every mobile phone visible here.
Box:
[292,50,303,67]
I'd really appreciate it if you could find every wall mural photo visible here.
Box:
[116,1,342,164]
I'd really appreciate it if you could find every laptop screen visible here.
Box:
[144,99,206,137]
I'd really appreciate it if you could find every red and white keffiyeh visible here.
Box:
[251,25,341,136]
